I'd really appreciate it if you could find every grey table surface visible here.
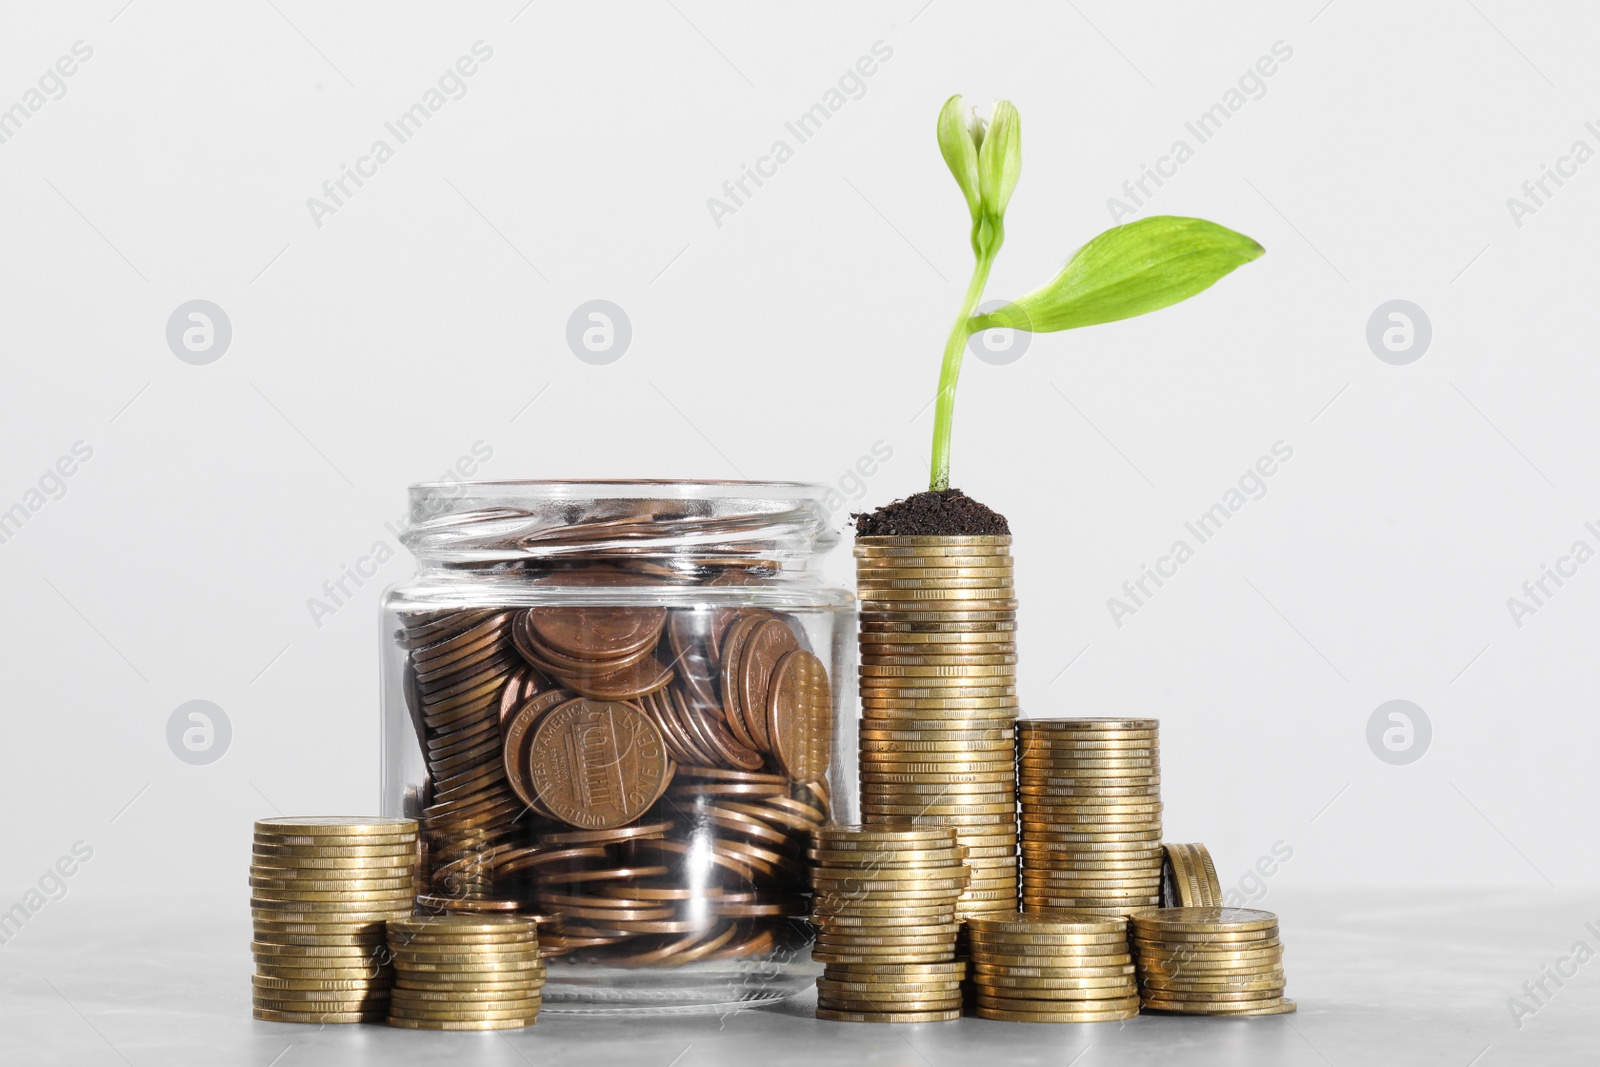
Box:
[1,889,1593,1065]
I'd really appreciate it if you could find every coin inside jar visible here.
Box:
[527,698,674,830]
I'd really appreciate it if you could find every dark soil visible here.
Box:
[852,489,1011,537]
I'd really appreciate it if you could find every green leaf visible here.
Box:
[977,100,1020,222]
[974,216,1264,333]
[936,95,982,223]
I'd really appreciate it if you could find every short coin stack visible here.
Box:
[1131,907,1294,1016]
[1017,718,1162,915]
[967,912,1140,1023]
[250,817,419,1024]
[809,825,968,1023]
[1161,842,1222,907]
[386,915,546,1030]
[855,535,1019,917]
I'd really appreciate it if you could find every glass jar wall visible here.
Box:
[379,481,855,1014]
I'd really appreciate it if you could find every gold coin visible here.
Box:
[816,934,961,950]
[814,1007,962,1023]
[860,780,1014,794]
[387,984,544,1002]
[389,916,538,936]
[973,1003,1139,1023]
[861,801,1017,815]
[251,938,385,955]
[967,912,1126,934]
[396,972,547,991]
[1018,718,1156,731]
[249,877,415,894]
[252,843,418,860]
[974,984,1136,1003]
[1132,942,1282,962]
[391,946,543,964]
[1138,955,1284,974]
[253,1007,385,1024]
[1016,735,1156,748]
[1141,997,1296,1016]
[1130,926,1279,945]
[1138,990,1285,1007]
[812,950,959,964]
[863,702,1018,714]
[252,855,418,871]
[975,967,1135,985]
[1140,974,1285,992]
[813,825,958,844]
[253,998,388,1014]
[824,960,965,975]
[255,817,417,836]
[817,997,964,1014]
[388,1005,541,1021]
[249,887,416,903]
[977,992,1140,1012]
[859,625,1017,640]
[855,561,1014,575]
[1128,906,1277,932]
[391,956,544,972]
[253,966,386,982]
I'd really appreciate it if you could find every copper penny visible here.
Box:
[527,698,673,830]
[736,619,798,753]
[526,605,665,661]
[672,687,763,772]
[501,690,575,811]
[716,614,765,748]
[638,690,703,766]
[559,654,674,702]
[764,649,830,782]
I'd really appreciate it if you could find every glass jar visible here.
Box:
[379,481,855,1014]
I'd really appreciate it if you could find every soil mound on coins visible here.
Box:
[851,489,1010,537]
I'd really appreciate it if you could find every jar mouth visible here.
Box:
[402,479,838,572]
[410,479,827,499]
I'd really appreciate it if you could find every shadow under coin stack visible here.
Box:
[855,535,1019,917]
[386,915,546,1030]
[1161,842,1222,907]
[1130,907,1294,1016]
[250,817,419,1024]
[809,825,968,1023]
[967,912,1140,1023]
[1017,718,1162,915]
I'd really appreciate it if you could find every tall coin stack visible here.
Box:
[809,825,967,1023]
[386,915,546,1030]
[1017,718,1162,915]
[855,534,1019,917]
[1130,907,1294,1016]
[967,912,1140,1023]
[250,817,419,1024]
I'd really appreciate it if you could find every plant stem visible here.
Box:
[929,252,995,492]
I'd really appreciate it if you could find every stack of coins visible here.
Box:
[809,825,967,1023]
[1017,718,1161,915]
[1161,843,1222,907]
[1130,907,1294,1016]
[855,535,1018,917]
[967,912,1140,1023]
[250,817,419,1024]
[396,610,536,901]
[386,915,546,1030]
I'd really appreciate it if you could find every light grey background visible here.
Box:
[1,1,1595,1062]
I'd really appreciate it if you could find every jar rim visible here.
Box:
[409,479,828,500]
